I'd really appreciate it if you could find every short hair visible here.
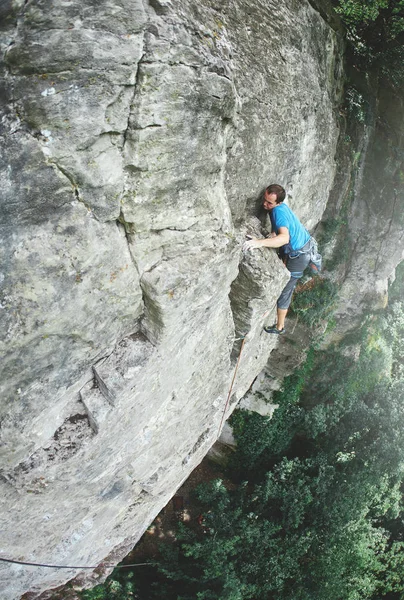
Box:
[265,184,286,204]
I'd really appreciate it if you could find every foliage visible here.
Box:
[229,347,315,478]
[380,301,404,380]
[346,86,369,123]
[316,194,353,272]
[79,570,138,600]
[290,278,338,328]
[333,0,404,85]
[335,0,391,27]
[114,309,404,599]
[82,288,404,600]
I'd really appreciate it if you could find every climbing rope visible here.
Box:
[217,304,279,438]
[0,556,155,570]
[3,324,274,572]
[217,335,247,437]
[2,329,270,572]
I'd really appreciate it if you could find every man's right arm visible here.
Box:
[244,227,290,250]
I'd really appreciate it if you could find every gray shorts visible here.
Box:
[277,241,311,310]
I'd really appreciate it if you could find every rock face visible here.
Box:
[0,0,343,597]
[330,79,404,336]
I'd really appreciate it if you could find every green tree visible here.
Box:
[83,302,404,600]
[333,0,404,84]
[129,319,404,599]
[79,570,138,600]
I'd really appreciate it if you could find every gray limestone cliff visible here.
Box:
[1,0,401,598]
[328,78,404,336]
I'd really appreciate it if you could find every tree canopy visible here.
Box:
[82,297,404,600]
[334,0,404,84]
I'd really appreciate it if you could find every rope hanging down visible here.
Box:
[217,336,246,436]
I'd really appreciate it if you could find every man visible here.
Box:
[243,184,312,335]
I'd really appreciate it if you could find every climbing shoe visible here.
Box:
[264,324,285,335]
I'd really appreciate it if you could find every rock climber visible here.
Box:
[243,183,313,335]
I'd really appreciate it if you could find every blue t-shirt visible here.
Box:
[270,203,310,251]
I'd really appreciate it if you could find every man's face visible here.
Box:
[263,190,278,211]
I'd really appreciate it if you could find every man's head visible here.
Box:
[263,184,286,210]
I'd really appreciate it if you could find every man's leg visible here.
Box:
[276,307,288,330]
[275,276,299,328]
[264,276,298,334]
[265,250,311,334]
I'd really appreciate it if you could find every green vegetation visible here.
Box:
[291,278,338,328]
[146,307,404,599]
[346,86,369,124]
[333,0,404,85]
[80,294,404,600]
[80,573,137,600]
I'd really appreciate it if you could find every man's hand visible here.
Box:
[243,236,263,251]
[243,228,289,252]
